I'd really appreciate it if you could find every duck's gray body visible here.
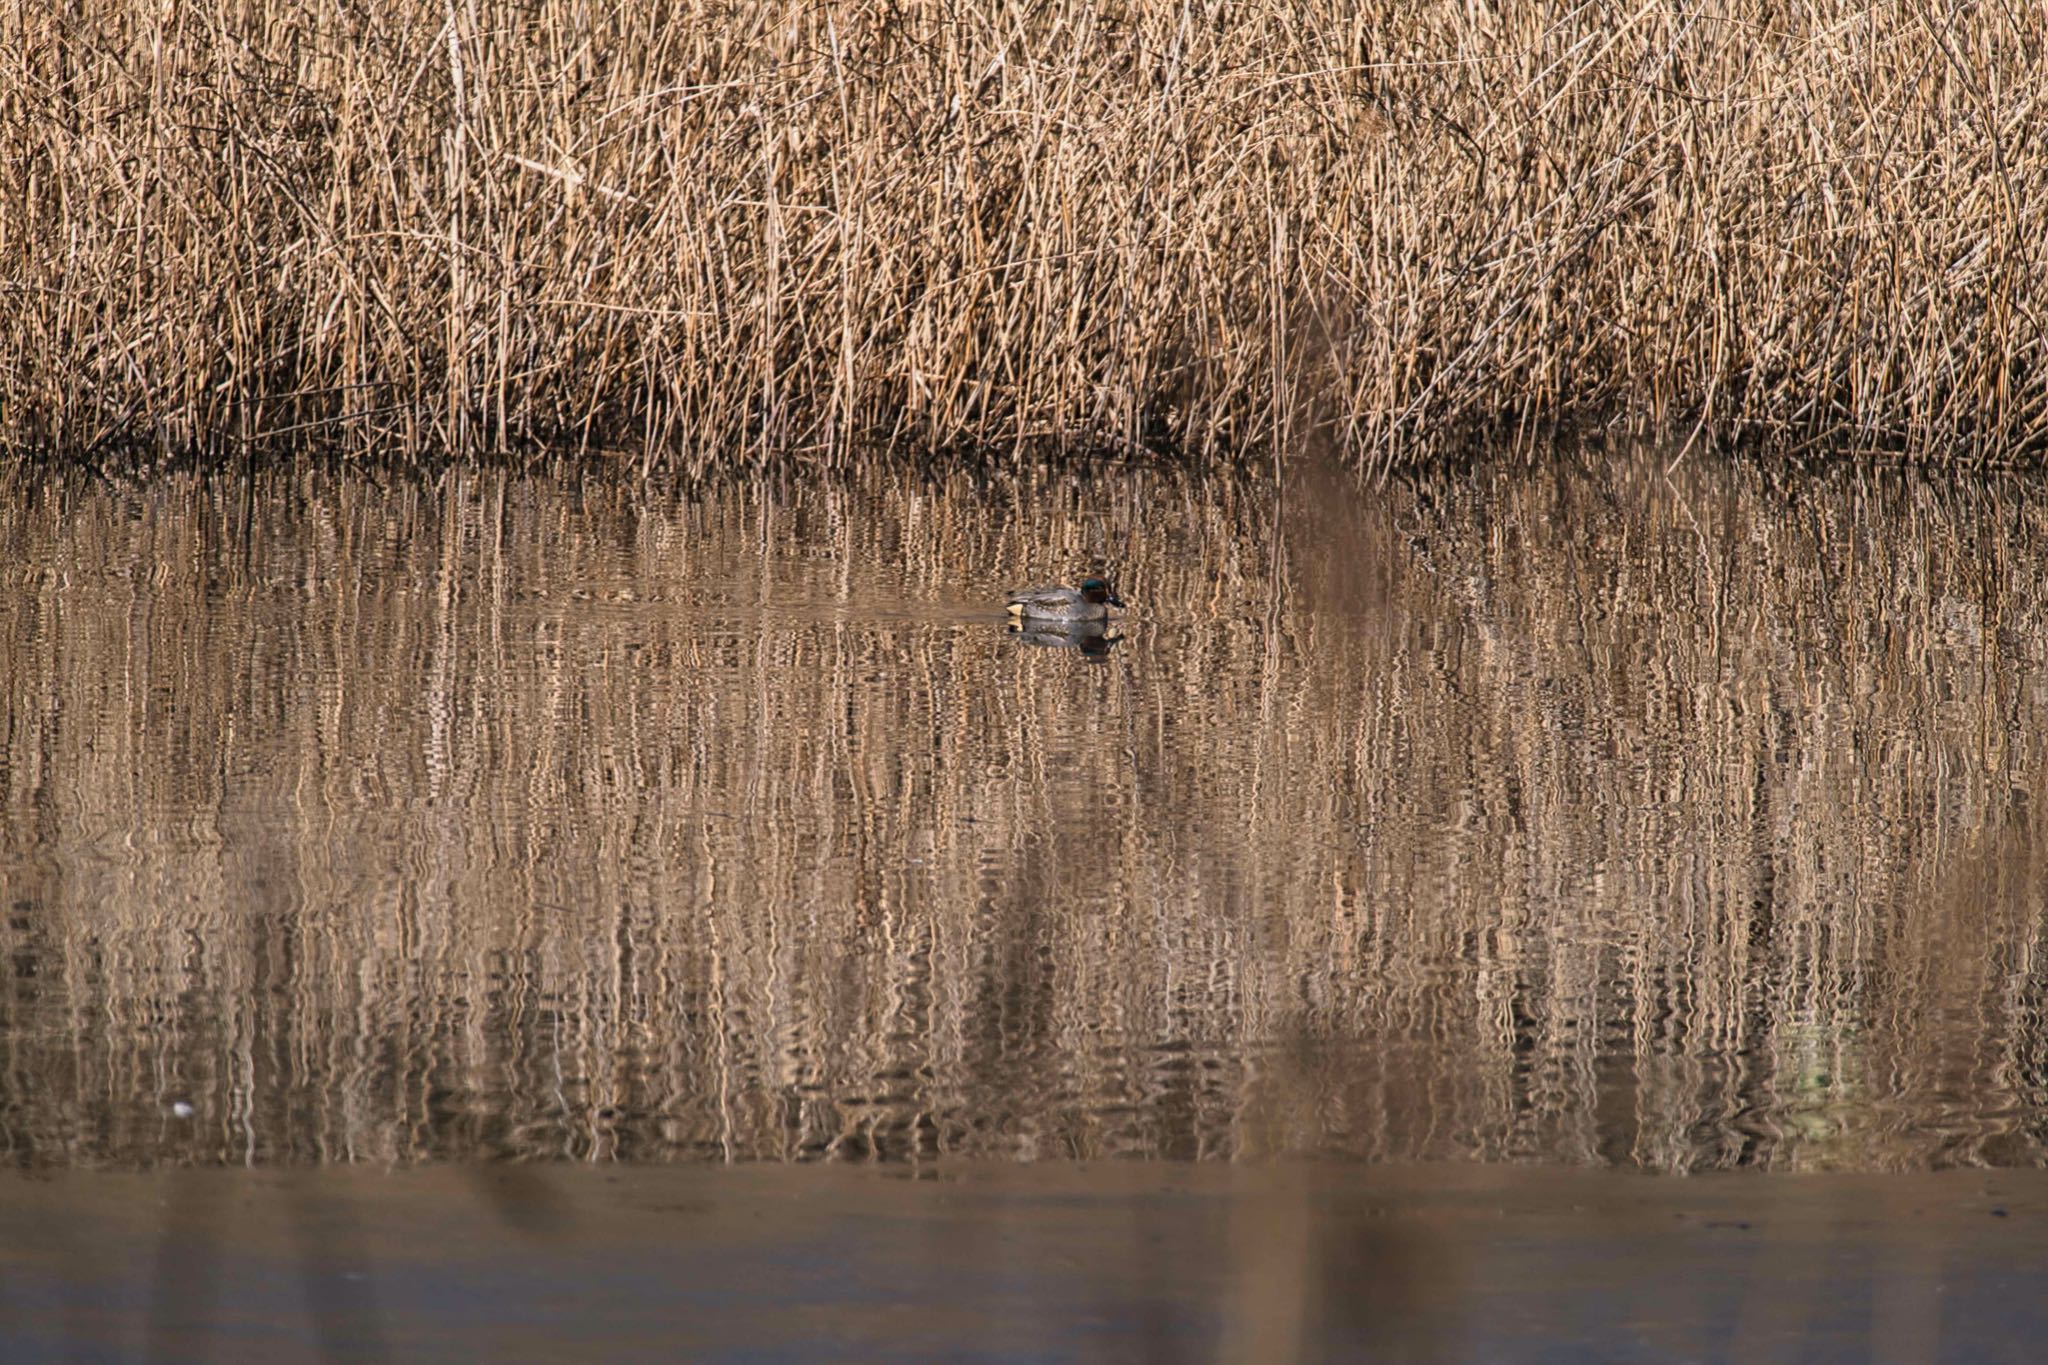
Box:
[1005,577,1125,622]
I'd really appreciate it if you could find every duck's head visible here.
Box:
[1080,576,1125,608]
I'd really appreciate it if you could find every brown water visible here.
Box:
[5,1161,2045,1361]
[3,454,2046,1173]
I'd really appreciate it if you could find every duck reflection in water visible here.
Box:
[1006,618,1123,660]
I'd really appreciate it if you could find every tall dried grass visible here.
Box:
[3,2,2045,469]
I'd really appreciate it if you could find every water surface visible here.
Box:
[4,454,2046,1171]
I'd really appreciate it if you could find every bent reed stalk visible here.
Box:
[3,2,2044,472]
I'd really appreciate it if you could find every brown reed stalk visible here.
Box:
[1,2,2043,471]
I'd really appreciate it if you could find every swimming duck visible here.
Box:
[1005,576,1125,622]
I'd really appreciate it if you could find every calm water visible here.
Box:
[4,454,2046,1172]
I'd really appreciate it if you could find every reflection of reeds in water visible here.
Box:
[2,457,2046,1170]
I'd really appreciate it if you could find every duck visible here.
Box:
[1005,576,1125,622]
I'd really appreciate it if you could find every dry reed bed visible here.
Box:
[3,2,2044,470]
[4,460,2048,1169]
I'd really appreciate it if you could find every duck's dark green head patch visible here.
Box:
[1080,577,1125,607]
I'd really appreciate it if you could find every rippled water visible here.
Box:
[4,454,2046,1171]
